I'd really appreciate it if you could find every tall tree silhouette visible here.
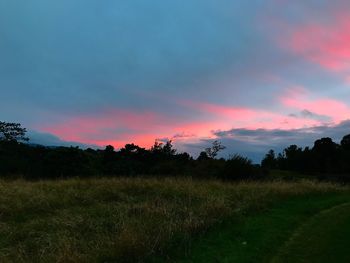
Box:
[341,134,350,150]
[261,149,276,169]
[205,140,226,159]
[312,137,338,172]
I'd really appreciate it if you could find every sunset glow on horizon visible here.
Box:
[2,1,350,161]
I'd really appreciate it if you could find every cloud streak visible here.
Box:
[195,120,350,162]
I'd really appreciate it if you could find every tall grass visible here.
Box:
[0,177,346,262]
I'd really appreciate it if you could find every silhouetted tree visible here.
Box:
[101,145,117,174]
[197,151,210,161]
[261,149,276,169]
[222,155,260,181]
[313,137,337,154]
[312,137,339,173]
[283,145,304,171]
[0,121,29,142]
[161,140,176,156]
[205,140,226,159]
[151,140,176,156]
[341,134,350,150]
[120,144,147,156]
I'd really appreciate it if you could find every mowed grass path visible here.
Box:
[272,202,350,263]
[157,193,350,263]
[0,177,348,262]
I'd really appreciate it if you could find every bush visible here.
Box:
[221,155,263,181]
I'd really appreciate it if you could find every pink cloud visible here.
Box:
[182,100,322,131]
[38,109,167,148]
[38,106,233,148]
[282,10,350,74]
[37,93,349,149]
[280,88,350,123]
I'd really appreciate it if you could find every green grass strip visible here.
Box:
[271,202,350,263]
[153,193,350,263]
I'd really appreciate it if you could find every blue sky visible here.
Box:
[1,1,350,161]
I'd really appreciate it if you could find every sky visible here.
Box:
[1,0,350,162]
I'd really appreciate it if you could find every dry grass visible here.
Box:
[0,177,346,262]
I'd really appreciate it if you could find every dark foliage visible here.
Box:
[0,122,261,180]
[261,134,350,183]
[221,155,262,181]
[3,121,350,183]
[0,121,29,142]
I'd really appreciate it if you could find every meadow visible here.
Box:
[0,177,349,262]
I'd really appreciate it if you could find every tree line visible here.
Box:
[261,134,350,182]
[0,121,260,180]
[2,121,350,182]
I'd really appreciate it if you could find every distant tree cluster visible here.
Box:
[0,122,261,180]
[261,135,350,182]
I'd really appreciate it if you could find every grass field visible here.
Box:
[159,192,350,262]
[0,177,348,262]
[271,202,350,263]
